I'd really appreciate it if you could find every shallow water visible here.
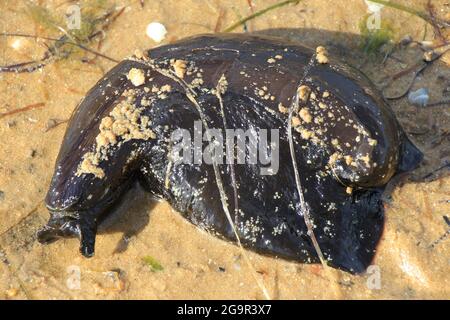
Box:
[0,0,449,299]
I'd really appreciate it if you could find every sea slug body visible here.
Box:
[38,34,422,273]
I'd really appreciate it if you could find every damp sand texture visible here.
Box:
[1,0,449,299]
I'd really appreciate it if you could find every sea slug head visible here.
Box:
[38,61,151,257]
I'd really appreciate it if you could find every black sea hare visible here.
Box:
[37,34,422,273]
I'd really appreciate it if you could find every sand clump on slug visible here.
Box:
[292,116,301,127]
[77,90,156,178]
[76,153,106,179]
[171,59,187,78]
[278,103,288,113]
[127,68,146,87]
[299,108,312,123]
[316,46,329,64]
[298,85,311,102]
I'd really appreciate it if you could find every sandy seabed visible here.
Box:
[0,0,449,299]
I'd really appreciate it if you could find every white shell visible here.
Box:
[146,22,167,43]
[408,88,429,107]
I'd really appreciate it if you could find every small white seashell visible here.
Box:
[408,88,429,107]
[146,22,167,43]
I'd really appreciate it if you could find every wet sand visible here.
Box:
[0,0,449,299]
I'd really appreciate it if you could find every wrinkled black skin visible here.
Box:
[38,34,422,273]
